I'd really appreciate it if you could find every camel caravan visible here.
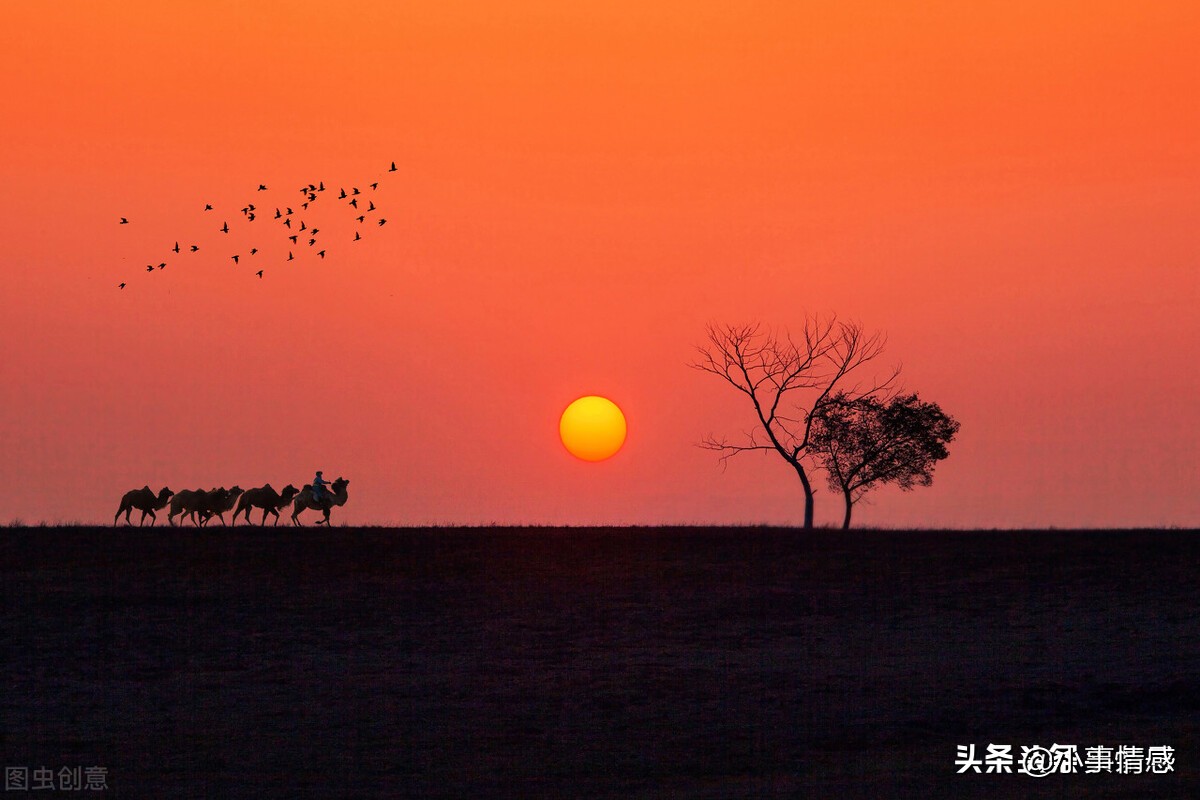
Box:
[114,477,349,527]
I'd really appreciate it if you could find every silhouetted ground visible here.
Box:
[2,526,1198,798]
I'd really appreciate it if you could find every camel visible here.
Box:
[168,488,214,527]
[114,486,174,526]
[291,477,349,526]
[168,487,242,527]
[232,484,299,526]
[198,486,244,526]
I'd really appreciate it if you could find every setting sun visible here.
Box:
[559,396,627,462]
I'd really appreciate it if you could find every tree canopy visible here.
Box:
[809,392,960,528]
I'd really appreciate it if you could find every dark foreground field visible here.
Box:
[2,527,1198,799]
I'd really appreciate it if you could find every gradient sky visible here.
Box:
[1,1,1197,527]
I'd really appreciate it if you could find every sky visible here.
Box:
[1,1,1197,528]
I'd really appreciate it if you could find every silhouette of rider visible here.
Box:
[312,471,331,505]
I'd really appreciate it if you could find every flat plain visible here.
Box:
[2,526,1197,798]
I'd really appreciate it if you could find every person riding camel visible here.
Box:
[312,471,331,505]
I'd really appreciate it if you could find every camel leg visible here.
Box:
[146,509,157,526]
[139,509,147,526]
[115,505,126,526]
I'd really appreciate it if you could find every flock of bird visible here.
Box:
[116,161,398,288]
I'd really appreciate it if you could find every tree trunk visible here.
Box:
[793,461,815,530]
[841,488,853,530]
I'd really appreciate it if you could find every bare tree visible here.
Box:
[809,392,960,529]
[692,318,896,529]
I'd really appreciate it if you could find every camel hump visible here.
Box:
[302,484,313,493]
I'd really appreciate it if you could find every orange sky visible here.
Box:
[1,1,1197,526]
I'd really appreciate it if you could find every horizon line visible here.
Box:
[4,522,1198,533]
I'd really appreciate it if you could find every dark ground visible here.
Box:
[2,526,1198,799]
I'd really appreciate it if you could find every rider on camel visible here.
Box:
[312,471,331,505]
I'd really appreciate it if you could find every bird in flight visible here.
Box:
[115,162,398,290]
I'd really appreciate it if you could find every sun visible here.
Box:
[559,396,627,462]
